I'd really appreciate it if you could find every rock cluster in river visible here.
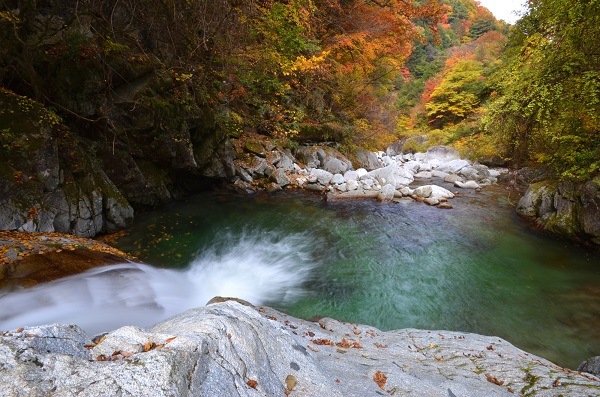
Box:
[231,141,506,208]
[1,300,598,397]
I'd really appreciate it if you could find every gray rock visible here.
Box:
[323,158,349,174]
[335,183,347,192]
[517,178,600,245]
[432,170,449,179]
[354,148,379,171]
[377,184,396,201]
[455,180,481,190]
[295,146,352,171]
[415,171,432,179]
[1,301,598,397]
[234,163,253,183]
[343,170,359,181]
[311,169,333,185]
[386,140,405,157]
[366,163,414,189]
[441,159,470,173]
[346,180,359,191]
[444,173,464,184]
[414,185,433,198]
[579,356,600,376]
[424,145,460,163]
[423,197,440,206]
[355,168,368,179]
[331,174,345,185]
[270,169,291,187]
[243,156,268,176]
[277,153,295,172]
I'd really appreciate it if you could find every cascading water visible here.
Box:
[0,231,315,335]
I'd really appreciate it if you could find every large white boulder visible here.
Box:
[366,162,414,188]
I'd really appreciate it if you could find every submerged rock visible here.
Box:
[0,301,598,397]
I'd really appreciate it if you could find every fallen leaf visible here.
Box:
[373,371,387,390]
[485,373,504,386]
[374,342,388,348]
[165,337,177,343]
[307,345,319,352]
[487,345,494,351]
[143,342,155,352]
[247,380,257,388]
[553,379,560,387]
[121,352,133,358]
[16,328,24,333]
[285,374,297,391]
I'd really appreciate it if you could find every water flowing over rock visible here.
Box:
[0,301,598,397]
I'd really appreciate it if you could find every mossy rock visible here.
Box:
[244,140,266,157]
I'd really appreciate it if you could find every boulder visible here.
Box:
[323,158,349,174]
[414,185,454,200]
[354,148,379,171]
[444,173,464,184]
[455,180,481,190]
[310,169,334,185]
[517,178,600,245]
[424,146,460,163]
[579,356,600,376]
[277,153,296,172]
[244,139,266,157]
[343,170,360,181]
[1,301,598,397]
[415,171,432,179]
[346,180,359,191]
[355,168,368,179]
[377,184,396,201]
[366,163,414,188]
[295,146,352,171]
[441,159,470,173]
[331,174,345,185]
[270,169,291,187]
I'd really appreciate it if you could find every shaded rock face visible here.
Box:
[0,301,598,397]
[517,178,600,246]
[0,90,134,237]
[295,146,352,173]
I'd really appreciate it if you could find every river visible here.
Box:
[1,184,599,369]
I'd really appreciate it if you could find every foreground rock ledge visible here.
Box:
[1,301,598,397]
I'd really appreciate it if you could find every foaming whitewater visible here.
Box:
[0,231,315,336]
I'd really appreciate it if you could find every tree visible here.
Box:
[484,0,600,179]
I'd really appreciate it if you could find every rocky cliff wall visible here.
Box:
[517,177,600,247]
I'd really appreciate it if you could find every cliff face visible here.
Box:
[0,1,237,235]
[517,178,600,247]
[1,300,599,396]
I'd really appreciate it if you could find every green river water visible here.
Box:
[111,184,600,370]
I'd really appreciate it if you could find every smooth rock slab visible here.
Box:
[1,301,598,397]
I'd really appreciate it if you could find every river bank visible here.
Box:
[1,299,599,397]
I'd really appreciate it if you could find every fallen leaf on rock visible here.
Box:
[487,345,494,351]
[247,380,257,388]
[485,373,504,386]
[16,328,24,333]
[143,342,155,352]
[285,374,297,391]
[121,352,133,358]
[307,345,319,352]
[373,371,387,390]
[311,338,333,346]
[553,379,560,387]
[374,342,388,348]
[165,337,177,343]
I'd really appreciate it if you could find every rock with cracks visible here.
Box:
[0,301,598,397]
